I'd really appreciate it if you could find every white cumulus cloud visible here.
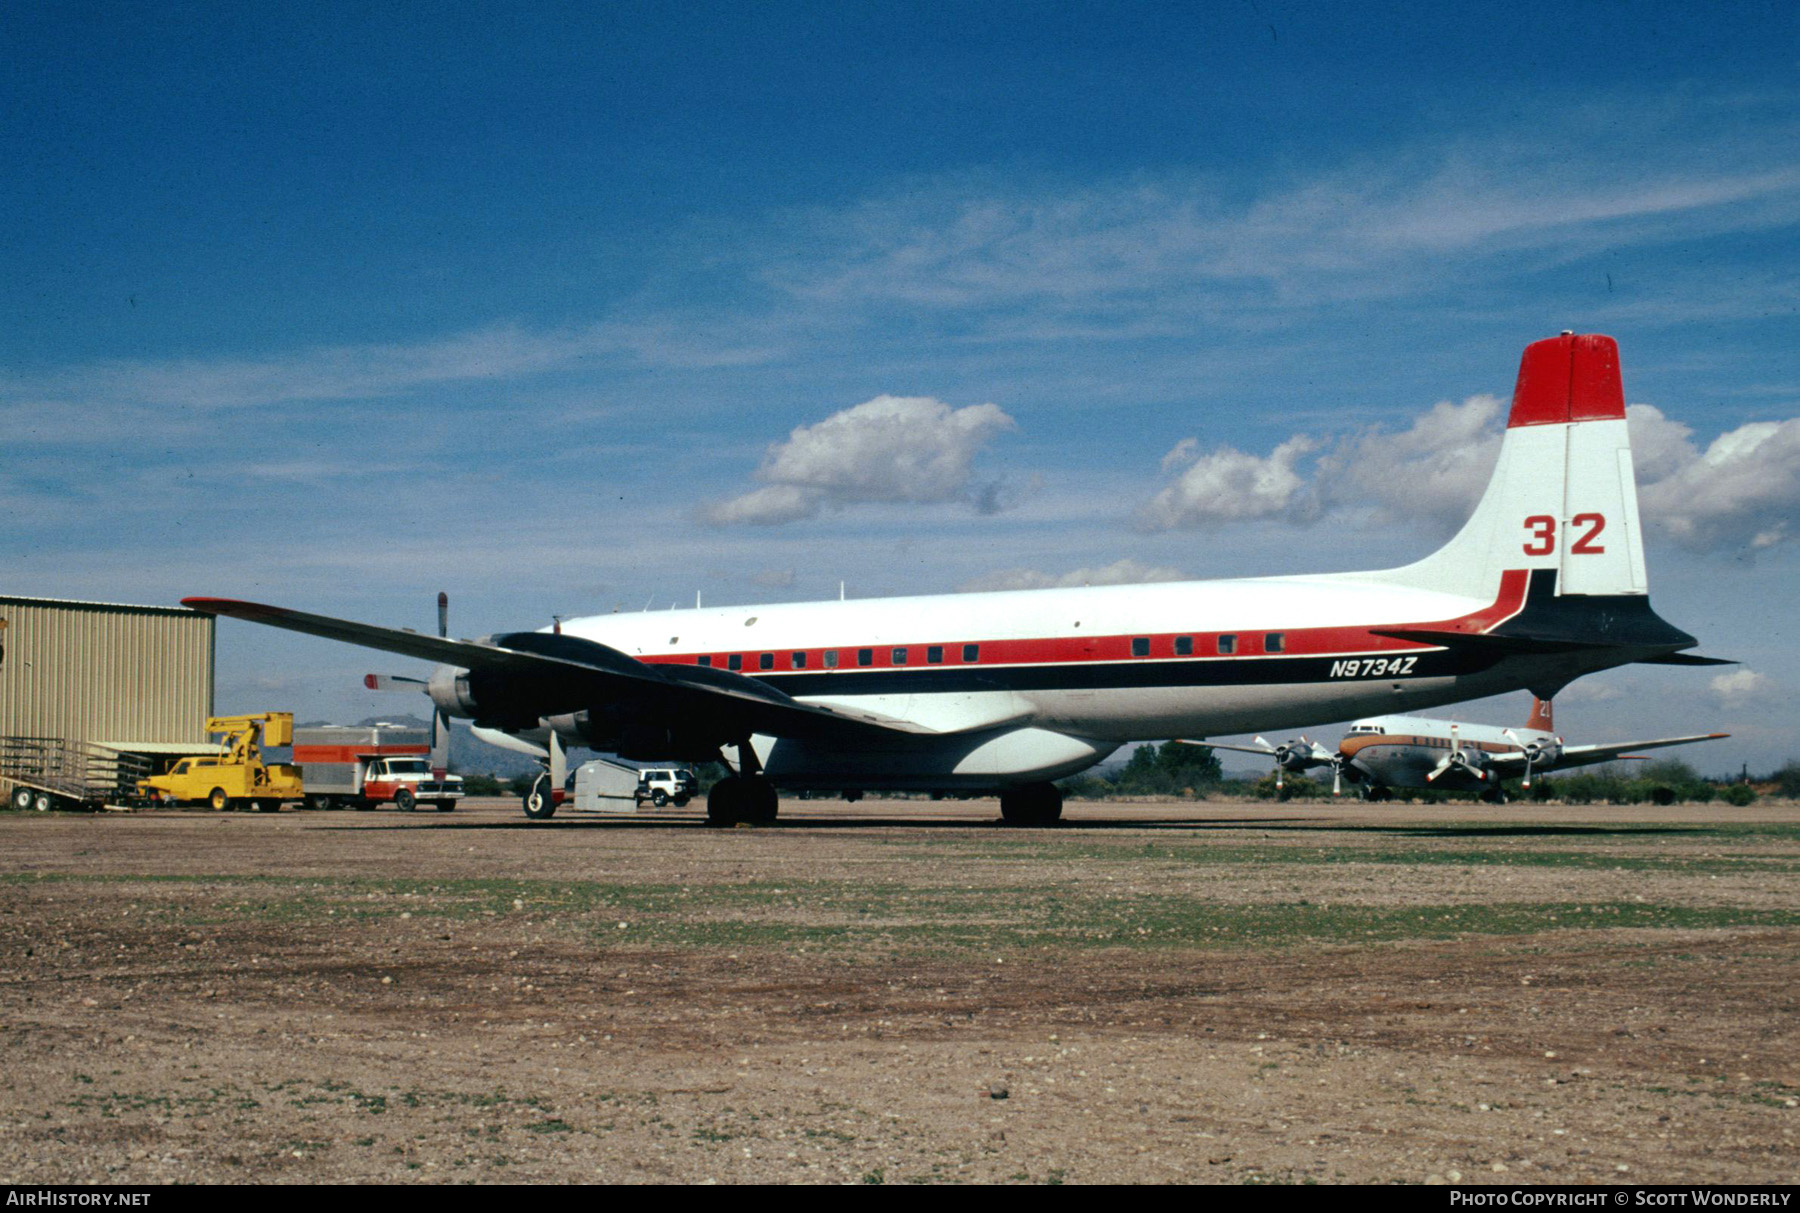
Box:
[703,395,1017,526]
[1135,436,1318,530]
[958,558,1187,593]
[1316,394,1505,527]
[1633,406,1800,552]
[1135,394,1800,554]
[1709,668,1773,708]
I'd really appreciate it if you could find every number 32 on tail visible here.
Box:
[1524,514,1606,556]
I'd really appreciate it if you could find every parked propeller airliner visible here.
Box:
[1197,696,1728,802]
[185,333,1721,826]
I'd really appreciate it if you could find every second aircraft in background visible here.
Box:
[1193,698,1727,803]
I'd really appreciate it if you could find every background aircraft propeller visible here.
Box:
[362,591,453,778]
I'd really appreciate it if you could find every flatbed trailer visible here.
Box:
[2,736,150,812]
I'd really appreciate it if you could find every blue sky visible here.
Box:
[5,1,1798,773]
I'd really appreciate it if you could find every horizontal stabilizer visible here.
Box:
[1370,627,1589,654]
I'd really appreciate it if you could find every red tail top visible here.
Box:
[1507,333,1626,427]
[1526,697,1555,733]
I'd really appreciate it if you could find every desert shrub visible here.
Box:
[1249,772,1323,801]
[1773,762,1800,800]
[1719,782,1756,806]
[1104,741,1223,799]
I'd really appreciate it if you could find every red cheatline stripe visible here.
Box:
[636,570,1530,673]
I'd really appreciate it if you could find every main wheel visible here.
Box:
[707,776,744,825]
[305,793,334,812]
[32,791,54,813]
[209,787,230,812]
[999,782,1063,827]
[651,789,669,807]
[522,774,556,819]
[745,777,779,825]
[254,799,279,813]
[394,787,417,811]
[11,787,34,811]
[434,799,456,812]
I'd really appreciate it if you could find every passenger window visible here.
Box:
[927,645,943,664]
[728,654,742,671]
[1266,633,1285,653]
[892,647,907,665]
[824,650,839,669]
[759,653,773,670]
[698,655,712,667]
[1175,636,1193,656]
[963,643,979,663]
[792,651,807,668]
[1218,634,1237,655]
[1131,637,1150,657]
[858,648,873,666]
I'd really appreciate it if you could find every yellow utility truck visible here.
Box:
[135,713,304,811]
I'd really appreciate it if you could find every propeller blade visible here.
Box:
[365,674,427,690]
[1331,761,1343,797]
[432,593,451,779]
[431,708,451,781]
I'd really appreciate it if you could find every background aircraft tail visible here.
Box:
[1384,332,1649,600]
[1526,696,1554,733]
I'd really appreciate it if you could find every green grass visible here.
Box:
[13,870,1800,951]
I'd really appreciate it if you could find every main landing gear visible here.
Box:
[999,781,1063,827]
[708,738,780,826]
[706,775,779,826]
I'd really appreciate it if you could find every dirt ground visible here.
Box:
[0,795,1796,1185]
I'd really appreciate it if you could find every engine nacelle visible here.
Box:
[1272,740,1314,771]
[1521,739,1563,767]
[1448,745,1497,782]
[427,665,478,717]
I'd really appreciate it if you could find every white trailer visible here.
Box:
[571,759,644,813]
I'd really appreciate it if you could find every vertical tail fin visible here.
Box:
[1384,333,1649,599]
[1526,696,1554,733]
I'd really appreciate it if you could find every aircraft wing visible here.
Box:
[1485,732,1729,774]
[1175,738,1334,769]
[181,597,942,741]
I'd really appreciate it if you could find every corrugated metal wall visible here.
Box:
[0,597,214,744]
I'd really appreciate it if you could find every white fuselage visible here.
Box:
[524,567,1581,789]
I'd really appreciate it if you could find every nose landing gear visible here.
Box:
[707,739,780,826]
